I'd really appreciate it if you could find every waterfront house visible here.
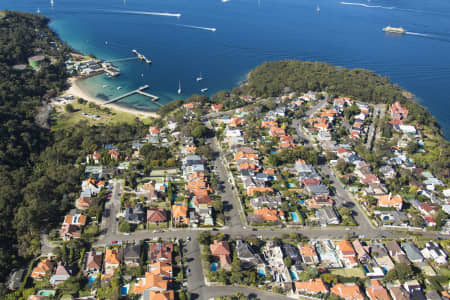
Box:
[390,101,409,120]
[210,240,231,270]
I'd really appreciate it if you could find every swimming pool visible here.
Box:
[188,201,195,208]
[287,183,295,188]
[121,285,128,296]
[210,262,218,271]
[38,290,55,296]
[290,270,298,281]
[88,274,97,287]
[257,268,266,277]
[290,212,300,222]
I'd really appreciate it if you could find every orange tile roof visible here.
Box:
[105,249,120,265]
[185,146,197,154]
[331,283,364,300]
[376,194,403,209]
[299,244,317,258]
[336,240,356,256]
[295,278,328,294]
[149,261,172,278]
[247,187,273,196]
[134,272,169,294]
[253,207,283,221]
[239,163,257,170]
[263,168,275,175]
[269,126,286,136]
[235,151,258,161]
[366,280,391,300]
[77,196,92,208]
[210,240,231,256]
[149,126,161,134]
[31,259,54,279]
[171,204,188,219]
[148,291,175,300]
[261,120,278,129]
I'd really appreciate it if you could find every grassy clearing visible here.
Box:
[330,267,366,278]
[51,101,153,130]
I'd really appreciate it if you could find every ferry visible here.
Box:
[200,88,208,93]
[382,26,406,34]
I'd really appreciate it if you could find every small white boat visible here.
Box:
[141,73,144,77]
[201,88,208,93]
[178,80,182,95]
[102,85,108,88]
[37,8,41,13]
[316,5,320,12]
[196,72,204,82]
[117,86,122,90]
[105,41,108,45]
[50,0,54,6]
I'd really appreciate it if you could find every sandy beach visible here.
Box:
[66,77,160,119]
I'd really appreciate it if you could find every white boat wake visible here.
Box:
[103,9,181,18]
[405,32,432,38]
[340,2,394,10]
[176,24,216,32]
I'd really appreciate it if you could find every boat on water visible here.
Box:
[117,86,122,90]
[196,72,204,82]
[316,5,320,12]
[178,80,182,95]
[201,88,208,93]
[382,26,406,34]
[36,8,41,13]
[102,85,108,88]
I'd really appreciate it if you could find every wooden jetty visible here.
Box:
[102,85,161,106]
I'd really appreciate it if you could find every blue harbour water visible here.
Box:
[4,0,450,137]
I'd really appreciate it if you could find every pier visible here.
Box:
[132,49,152,64]
[102,85,161,106]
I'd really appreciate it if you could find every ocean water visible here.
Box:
[4,0,450,137]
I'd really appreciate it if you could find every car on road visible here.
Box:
[345,228,350,231]
[186,236,191,241]
[186,267,190,273]
[123,232,130,236]
[111,240,118,244]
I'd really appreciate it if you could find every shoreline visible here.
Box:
[65,77,160,119]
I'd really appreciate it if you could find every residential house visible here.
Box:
[50,262,72,286]
[335,240,358,267]
[317,207,340,226]
[309,195,334,209]
[385,241,410,265]
[75,196,92,210]
[352,240,370,263]
[235,240,264,269]
[295,278,329,296]
[142,290,174,300]
[418,203,440,217]
[108,149,120,161]
[250,195,282,209]
[124,245,141,266]
[330,283,364,300]
[262,241,291,285]
[149,242,173,264]
[420,242,447,265]
[298,244,319,265]
[60,224,81,241]
[124,204,146,224]
[172,204,189,227]
[390,101,409,120]
[371,243,395,271]
[376,194,403,210]
[147,209,167,227]
[401,242,423,263]
[269,126,286,137]
[210,240,231,270]
[366,280,391,300]
[403,280,425,300]
[247,187,273,196]
[104,249,121,274]
[133,272,169,294]
[31,259,54,280]
[149,126,160,136]
[281,243,302,265]
[211,104,223,112]
[86,151,101,164]
[306,184,330,196]
[147,261,173,279]
[379,166,396,179]
[230,116,245,127]
[253,207,283,222]
[84,251,102,275]
[388,286,410,300]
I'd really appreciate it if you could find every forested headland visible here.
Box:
[0,10,147,287]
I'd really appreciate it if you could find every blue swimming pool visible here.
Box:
[363,266,369,273]
[257,269,266,277]
[290,212,300,222]
[121,286,128,296]
[290,270,298,280]
[287,183,295,188]
[88,275,97,287]
[210,262,218,271]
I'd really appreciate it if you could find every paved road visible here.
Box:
[193,286,293,300]
[97,180,122,245]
